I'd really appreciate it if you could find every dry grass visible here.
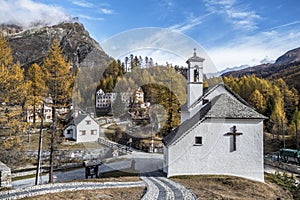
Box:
[172,174,293,200]
[64,141,106,150]
[20,187,145,200]
[22,133,50,150]
[22,133,105,151]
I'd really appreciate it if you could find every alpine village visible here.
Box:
[0,21,300,200]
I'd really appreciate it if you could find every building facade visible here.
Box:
[163,50,266,182]
[63,113,101,143]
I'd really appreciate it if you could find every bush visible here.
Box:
[267,171,300,199]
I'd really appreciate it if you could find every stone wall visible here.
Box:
[23,147,113,165]
[0,161,11,189]
[264,159,300,174]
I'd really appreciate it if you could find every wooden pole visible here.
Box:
[35,104,44,185]
[282,119,285,148]
[296,120,299,151]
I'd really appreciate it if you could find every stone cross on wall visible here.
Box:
[226,126,243,151]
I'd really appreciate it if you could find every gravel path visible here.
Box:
[0,181,145,200]
[141,172,197,200]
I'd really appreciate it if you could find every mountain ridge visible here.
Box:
[222,47,300,92]
[0,22,111,69]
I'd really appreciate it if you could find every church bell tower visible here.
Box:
[186,48,205,108]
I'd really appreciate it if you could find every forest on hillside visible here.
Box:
[223,61,300,95]
[90,55,187,137]
[223,75,300,141]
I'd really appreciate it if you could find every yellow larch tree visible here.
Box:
[26,63,48,124]
[0,35,27,166]
[42,38,75,183]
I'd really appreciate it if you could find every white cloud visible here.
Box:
[70,1,115,16]
[168,13,213,32]
[159,0,174,9]
[206,28,300,70]
[203,0,260,31]
[268,21,300,31]
[0,0,71,28]
[99,8,114,15]
[71,0,94,8]
[78,14,104,21]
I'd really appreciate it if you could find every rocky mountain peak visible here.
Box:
[0,22,110,69]
[275,47,300,65]
[0,24,23,36]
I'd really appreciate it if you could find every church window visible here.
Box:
[203,99,209,105]
[194,68,199,82]
[195,136,202,145]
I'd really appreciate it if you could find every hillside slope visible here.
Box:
[223,47,300,92]
[173,175,293,199]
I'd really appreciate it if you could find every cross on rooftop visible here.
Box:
[226,126,243,151]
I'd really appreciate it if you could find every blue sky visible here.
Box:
[1,0,300,71]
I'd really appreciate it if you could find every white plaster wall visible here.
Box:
[76,116,99,143]
[163,146,168,174]
[180,110,190,124]
[63,125,75,140]
[187,84,203,108]
[166,118,264,182]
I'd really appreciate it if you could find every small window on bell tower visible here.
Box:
[194,68,199,82]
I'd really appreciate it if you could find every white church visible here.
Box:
[163,50,266,182]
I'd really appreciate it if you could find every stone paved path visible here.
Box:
[0,181,145,200]
[141,171,197,200]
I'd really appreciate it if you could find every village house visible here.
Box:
[63,110,101,143]
[95,87,150,117]
[25,97,70,123]
[26,104,52,123]
[163,50,266,182]
[95,89,130,115]
[25,97,53,123]
[131,87,144,104]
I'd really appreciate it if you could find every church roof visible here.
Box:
[66,114,88,126]
[182,83,249,111]
[186,51,205,63]
[205,93,266,119]
[65,108,85,121]
[163,92,267,146]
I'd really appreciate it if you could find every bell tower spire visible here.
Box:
[186,49,205,108]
